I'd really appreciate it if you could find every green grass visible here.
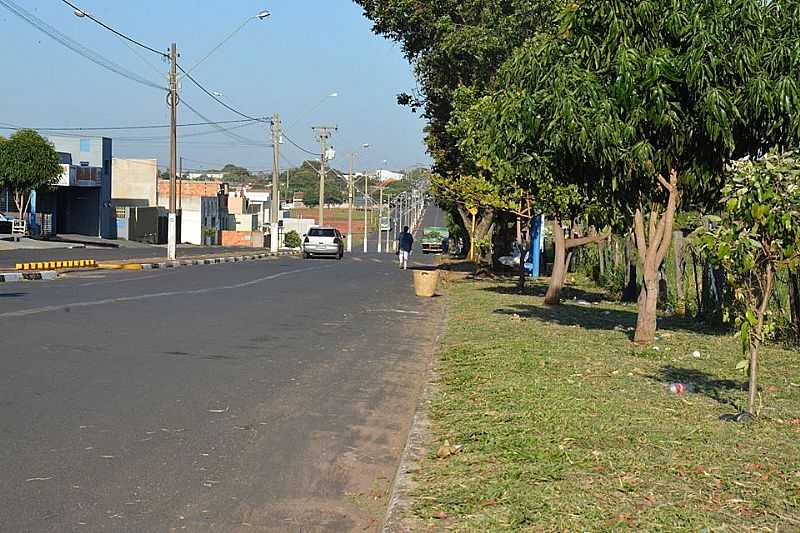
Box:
[414,274,800,531]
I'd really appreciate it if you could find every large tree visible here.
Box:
[0,129,62,222]
[458,0,800,344]
[355,0,560,272]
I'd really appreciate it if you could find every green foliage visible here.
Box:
[695,150,800,352]
[0,129,62,217]
[282,160,344,206]
[221,163,251,185]
[284,230,302,249]
[460,0,800,221]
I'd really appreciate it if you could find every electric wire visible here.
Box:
[0,0,165,91]
[282,133,319,156]
[0,118,257,131]
[176,64,266,123]
[180,100,269,147]
[59,0,168,58]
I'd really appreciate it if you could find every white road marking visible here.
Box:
[352,257,363,262]
[0,266,327,319]
[79,272,171,287]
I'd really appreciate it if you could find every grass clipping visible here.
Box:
[413,276,800,531]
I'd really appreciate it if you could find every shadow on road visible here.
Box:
[0,292,26,298]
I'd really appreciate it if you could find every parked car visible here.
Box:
[303,226,344,259]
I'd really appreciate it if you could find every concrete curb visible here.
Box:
[1,251,299,283]
[1,271,58,282]
[121,251,298,271]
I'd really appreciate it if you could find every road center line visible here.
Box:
[0,265,328,319]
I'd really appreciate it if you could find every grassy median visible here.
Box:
[413,274,800,531]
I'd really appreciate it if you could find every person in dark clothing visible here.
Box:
[397,225,414,270]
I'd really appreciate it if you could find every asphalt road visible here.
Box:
[0,211,444,532]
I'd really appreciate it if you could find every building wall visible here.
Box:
[45,135,113,238]
[112,158,157,207]
[159,179,226,203]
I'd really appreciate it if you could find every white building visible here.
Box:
[377,169,404,182]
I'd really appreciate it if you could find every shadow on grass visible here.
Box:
[648,365,746,409]
[485,279,729,338]
[481,279,606,302]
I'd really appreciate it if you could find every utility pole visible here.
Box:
[363,171,369,253]
[312,126,336,225]
[377,185,383,253]
[168,42,178,261]
[178,156,182,211]
[270,113,281,252]
[385,193,391,253]
[347,154,355,252]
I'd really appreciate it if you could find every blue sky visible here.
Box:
[0,0,428,173]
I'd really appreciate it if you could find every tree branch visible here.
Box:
[565,228,612,250]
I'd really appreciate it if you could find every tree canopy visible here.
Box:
[0,129,62,218]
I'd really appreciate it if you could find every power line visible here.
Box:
[176,64,266,123]
[282,132,319,156]
[0,119,257,132]
[180,100,269,147]
[0,0,165,91]
[59,0,167,58]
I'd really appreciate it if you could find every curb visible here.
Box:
[1,251,299,283]
[16,259,97,270]
[0,271,58,283]
[99,251,298,271]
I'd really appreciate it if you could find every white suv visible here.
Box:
[303,227,344,259]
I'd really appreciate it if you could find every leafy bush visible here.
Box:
[284,230,302,248]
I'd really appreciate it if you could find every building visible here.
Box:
[112,158,158,208]
[377,169,404,182]
[185,171,224,181]
[34,136,114,238]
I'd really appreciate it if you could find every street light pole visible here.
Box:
[167,42,178,261]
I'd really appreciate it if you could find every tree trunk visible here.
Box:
[545,220,609,305]
[623,233,639,302]
[749,263,775,415]
[672,230,686,316]
[458,205,495,278]
[545,221,567,304]
[789,271,800,339]
[632,170,679,346]
[598,236,606,281]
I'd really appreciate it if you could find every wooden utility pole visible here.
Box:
[168,42,178,260]
[312,126,336,225]
[270,113,281,251]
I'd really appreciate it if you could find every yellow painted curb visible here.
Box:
[16,259,97,270]
[122,263,143,270]
[96,263,123,270]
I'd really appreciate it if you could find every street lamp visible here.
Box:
[346,144,369,253]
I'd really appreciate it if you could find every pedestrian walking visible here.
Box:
[397,225,414,270]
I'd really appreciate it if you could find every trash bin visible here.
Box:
[413,270,439,297]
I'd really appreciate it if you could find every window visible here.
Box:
[80,139,90,152]
[308,228,335,237]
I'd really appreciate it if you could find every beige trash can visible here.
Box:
[413,270,439,297]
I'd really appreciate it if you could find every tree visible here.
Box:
[355,1,559,272]
[0,129,62,222]
[456,0,800,344]
[284,230,302,249]
[221,163,251,185]
[696,151,800,415]
[282,161,344,206]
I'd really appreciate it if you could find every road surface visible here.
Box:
[0,212,444,532]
